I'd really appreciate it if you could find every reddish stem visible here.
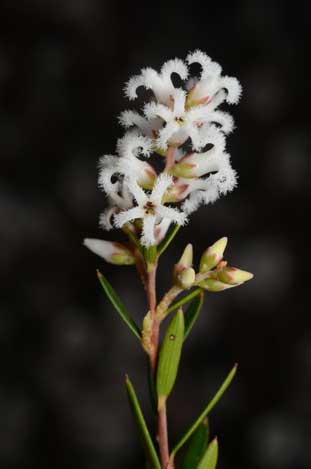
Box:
[158,400,170,468]
[146,263,171,468]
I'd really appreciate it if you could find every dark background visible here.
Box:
[0,1,310,468]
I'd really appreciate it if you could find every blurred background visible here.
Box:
[0,1,310,468]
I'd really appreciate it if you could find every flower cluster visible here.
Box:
[87,50,242,250]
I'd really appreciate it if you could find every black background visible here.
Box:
[0,1,310,468]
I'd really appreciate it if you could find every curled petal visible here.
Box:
[114,206,145,228]
[150,173,173,204]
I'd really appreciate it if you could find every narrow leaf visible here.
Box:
[171,364,237,457]
[97,270,141,340]
[167,288,202,314]
[184,292,204,341]
[156,309,184,403]
[125,375,161,469]
[181,419,209,469]
[157,224,181,256]
[197,437,218,469]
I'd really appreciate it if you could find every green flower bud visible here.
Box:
[177,267,196,289]
[217,266,254,285]
[177,244,193,269]
[200,237,228,272]
[198,277,235,292]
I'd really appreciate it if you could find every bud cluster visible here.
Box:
[173,237,253,292]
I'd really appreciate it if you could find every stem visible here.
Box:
[158,400,170,468]
[146,262,171,468]
[167,287,202,314]
[147,264,159,372]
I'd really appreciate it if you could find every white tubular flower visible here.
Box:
[118,110,163,139]
[171,144,227,179]
[181,157,237,214]
[186,50,242,107]
[144,89,233,151]
[124,58,188,105]
[98,132,157,202]
[114,174,187,246]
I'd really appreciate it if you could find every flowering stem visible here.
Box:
[147,264,159,372]
[146,261,171,468]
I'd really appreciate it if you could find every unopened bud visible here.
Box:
[198,277,235,292]
[200,237,228,272]
[217,266,253,285]
[177,267,196,289]
[171,148,221,179]
[83,238,135,265]
[177,244,193,269]
[138,162,157,189]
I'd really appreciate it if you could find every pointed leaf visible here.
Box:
[181,419,209,469]
[157,224,181,256]
[171,364,237,457]
[97,270,141,340]
[197,438,218,469]
[125,375,161,469]
[184,292,204,341]
[157,309,184,404]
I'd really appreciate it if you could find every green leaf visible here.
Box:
[157,224,181,256]
[156,309,184,404]
[197,438,218,469]
[171,364,237,457]
[167,288,202,315]
[181,419,209,469]
[97,270,141,340]
[184,292,204,341]
[125,375,161,469]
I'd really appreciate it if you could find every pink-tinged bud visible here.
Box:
[217,266,253,285]
[200,237,228,272]
[138,162,157,189]
[173,244,194,287]
[186,83,210,108]
[83,238,135,265]
[198,277,235,292]
[171,147,222,179]
[163,178,191,203]
[177,244,193,269]
[177,267,196,289]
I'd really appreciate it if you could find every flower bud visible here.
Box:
[83,238,135,265]
[138,162,157,189]
[217,266,253,285]
[177,244,193,269]
[200,237,228,272]
[177,267,196,289]
[171,147,221,179]
[198,277,235,292]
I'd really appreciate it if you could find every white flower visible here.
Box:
[186,50,242,107]
[114,174,187,246]
[144,88,234,150]
[181,156,238,214]
[98,132,156,204]
[124,58,188,105]
[118,110,163,139]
